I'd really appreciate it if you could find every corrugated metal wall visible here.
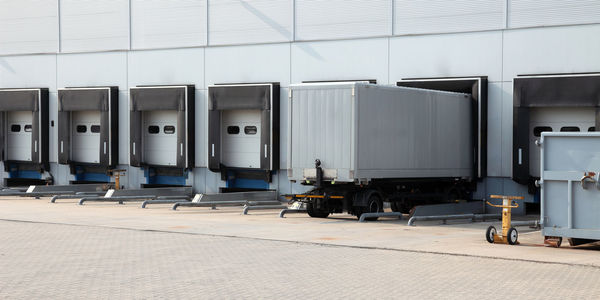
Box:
[394,0,505,35]
[131,0,207,49]
[1,0,599,198]
[0,0,58,55]
[208,0,291,45]
[295,0,391,40]
[60,0,129,52]
[508,0,600,28]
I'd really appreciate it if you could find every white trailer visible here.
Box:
[287,82,474,219]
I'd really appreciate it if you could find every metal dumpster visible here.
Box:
[539,132,600,246]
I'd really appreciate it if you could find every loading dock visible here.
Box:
[130,85,195,187]
[58,87,119,183]
[208,83,279,190]
[0,88,49,186]
[512,74,600,191]
[397,77,488,180]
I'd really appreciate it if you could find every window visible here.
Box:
[148,126,160,134]
[163,125,175,134]
[10,124,20,132]
[24,125,32,132]
[589,127,596,132]
[533,126,552,137]
[227,126,240,134]
[76,125,87,133]
[560,126,580,132]
[90,125,100,133]
[244,126,257,135]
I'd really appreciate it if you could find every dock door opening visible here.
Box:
[512,74,600,186]
[130,85,194,187]
[397,77,487,180]
[208,83,279,189]
[58,87,119,183]
[0,88,49,186]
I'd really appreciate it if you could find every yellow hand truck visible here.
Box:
[485,195,523,245]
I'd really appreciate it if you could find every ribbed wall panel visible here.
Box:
[0,0,58,54]
[394,0,505,35]
[295,0,391,41]
[509,0,600,28]
[209,0,291,45]
[131,0,207,49]
[60,0,129,52]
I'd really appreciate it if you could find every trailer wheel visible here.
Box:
[357,193,383,221]
[306,202,330,218]
[507,227,518,245]
[391,201,412,214]
[485,226,496,243]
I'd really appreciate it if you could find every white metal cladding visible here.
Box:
[295,0,391,41]
[60,0,129,52]
[0,0,58,55]
[290,38,388,84]
[502,25,600,81]
[540,133,600,239]
[209,0,291,45]
[288,84,355,182]
[205,44,290,87]
[509,0,600,29]
[389,31,503,82]
[127,48,205,88]
[394,0,505,35]
[131,0,207,49]
[57,52,127,88]
[288,83,473,182]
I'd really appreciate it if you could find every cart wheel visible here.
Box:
[507,227,518,245]
[485,226,496,243]
[556,237,563,248]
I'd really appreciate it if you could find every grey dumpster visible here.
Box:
[539,132,600,246]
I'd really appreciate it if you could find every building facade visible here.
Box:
[1,0,599,201]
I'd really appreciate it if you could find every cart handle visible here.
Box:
[486,200,519,209]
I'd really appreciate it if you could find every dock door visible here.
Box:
[512,74,600,187]
[130,85,194,187]
[58,87,119,183]
[0,88,49,186]
[208,83,279,191]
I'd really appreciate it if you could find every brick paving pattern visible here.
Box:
[1,220,599,299]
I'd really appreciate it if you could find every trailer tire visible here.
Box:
[356,193,383,221]
[391,201,412,214]
[307,202,329,218]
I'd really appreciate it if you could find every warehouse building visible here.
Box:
[0,0,599,204]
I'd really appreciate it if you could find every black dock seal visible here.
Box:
[129,85,195,169]
[512,74,600,184]
[58,87,119,171]
[0,88,49,171]
[208,83,280,178]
